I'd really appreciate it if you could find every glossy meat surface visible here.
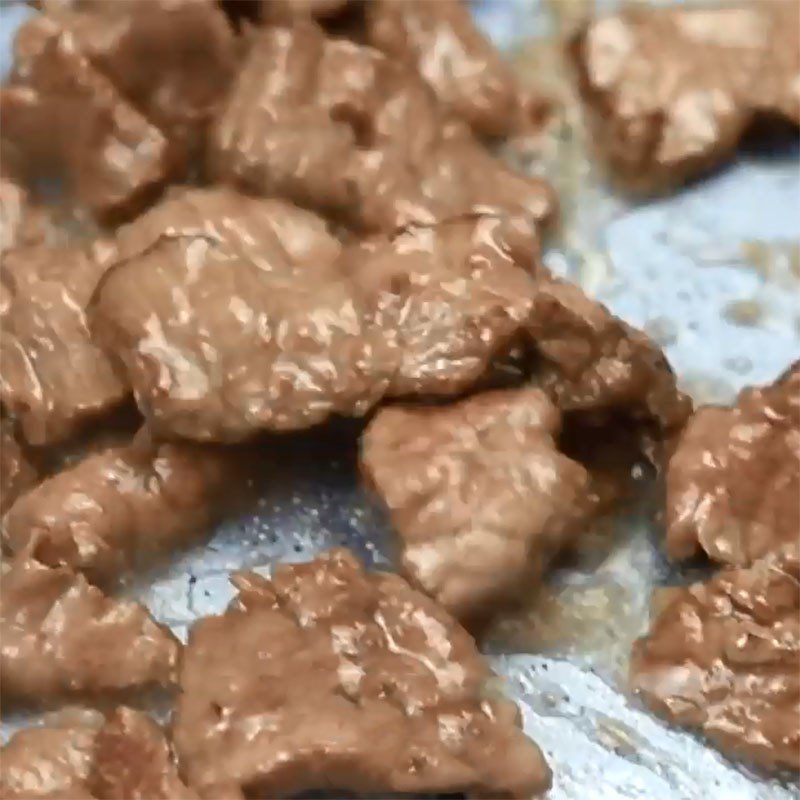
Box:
[630,545,800,773]
[93,211,541,441]
[0,554,179,702]
[0,242,128,446]
[0,176,51,254]
[0,707,197,799]
[361,388,591,621]
[571,2,800,189]
[2,433,233,583]
[366,0,526,137]
[0,421,38,513]
[3,15,174,221]
[208,23,555,232]
[173,549,551,798]
[666,362,800,566]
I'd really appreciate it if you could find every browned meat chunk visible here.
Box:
[44,0,237,163]
[208,23,555,232]
[361,388,591,621]
[0,421,38,513]
[0,242,128,446]
[526,276,692,439]
[2,432,232,583]
[0,707,198,799]
[351,213,540,398]
[666,362,799,566]
[92,211,541,440]
[2,15,174,221]
[630,545,800,773]
[1,553,179,702]
[366,0,533,138]
[173,549,551,798]
[571,2,800,190]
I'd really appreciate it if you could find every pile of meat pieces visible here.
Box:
[1,0,797,794]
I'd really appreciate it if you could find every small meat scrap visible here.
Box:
[0,707,198,799]
[2,15,174,221]
[366,0,530,138]
[173,549,551,798]
[0,242,128,446]
[526,276,691,441]
[630,545,800,773]
[46,0,237,162]
[361,388,591,621]
[91,196,385,442]
[1,553,179,702]
[208,23,555,232]
[0,421,38,513]
[666,362,799,566]
[351,212,540,398]
[2,431,231,583]
[571,2,800,189]
[260,0,349,21]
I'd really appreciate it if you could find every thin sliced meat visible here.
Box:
[173,548,551,798]
[1,553,179,703]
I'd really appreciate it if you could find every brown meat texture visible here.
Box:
[0,553,179,702]
[526,275,692,439]
[0,242,128,446]
[666,362,800,566]
[0,421,38,513]
[260,0,349,21]
[173,548,551,798]
[571,1,800,190]
[0,176,52,254]
[361,388,591,621]
[350,213,541,398]
[630,545,800,773]
[0,707,198,799]
[2,433,232,583]
[46,0,237,163]
[92,208,542,441]
[2,14,174,221]
[365,0,528,138]
[208,23,555,232]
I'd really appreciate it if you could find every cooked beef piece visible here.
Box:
[571,2,800,190]
[0,707,198,799]
[351,213,540,398]
[666,362,799,567]
[42,0,237,165]
[91,196,385,442]
[0,176,51,254]
[1,553,179,702]
[2,15,174,222]
[260,0,349,21]
[92,211,541,440]
[208,23,555,232]
[0,421,38,513]
[2,431,232,583]
[173,548,551,798]
[0,242,128,446]
[526,275,692,443]
[630,545,800,773]
[365,0,536,138]
[112,184,342,266]
[361,388,592,621]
